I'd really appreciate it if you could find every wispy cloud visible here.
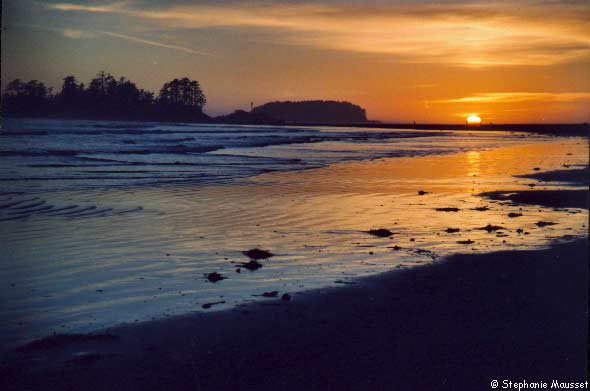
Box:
[436,92,590,104]
[14,20,212,56]
[45,1,590,67]
[62,29,91,39]
[49,2,124,13]
[95,31,213,56]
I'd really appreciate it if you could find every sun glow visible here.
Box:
[466,115,482,125]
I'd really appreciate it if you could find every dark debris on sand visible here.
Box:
[481,189,589,210]
[445,228,461,233]
[334,280,358,285]
[202,301,226,309]
[243,248,274,260]
[457,239,475,245]
[237,260,263,271]
[206,272,226,283]
[367,228,394,238]
[518,167,589,186]
[536,221,558,228]
[435,207,460,212]
[472,206,490,211]
[478,224,505,233]
[508,212,523,218]
[417,190,429,195]
[412,248,438,260]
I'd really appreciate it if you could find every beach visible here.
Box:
[1,237,587,390]
[0,120,588,390]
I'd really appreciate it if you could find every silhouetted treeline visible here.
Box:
[252,100,368,124]
[2,72,209,121]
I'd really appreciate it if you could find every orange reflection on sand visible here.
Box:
[250,139,583,196]
[466,150,481,180]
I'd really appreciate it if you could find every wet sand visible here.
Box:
[482,167,589,209]
[1,138,588,389]
[518,167,589,185]
[481,189,589,209]
[1,236,587,391]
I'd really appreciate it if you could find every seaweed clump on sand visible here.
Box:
[202,301,226,309]
[435,207,460,212]
[367,229,394,238]
[243,248,274,260]
[236,248,274,272]
[206,272,226,283]
[238,260,264,271]
[478,224,505,233]
[536,221,557,228]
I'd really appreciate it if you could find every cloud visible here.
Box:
[62,29,90,39]
[49,2,124,13]
[95,31,213,56]
[14,22,212,56]
[45,1,590,67]
[435,92,590,104]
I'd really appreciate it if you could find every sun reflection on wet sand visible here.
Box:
[466,150,481,179]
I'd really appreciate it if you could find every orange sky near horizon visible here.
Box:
[2,0,590,123]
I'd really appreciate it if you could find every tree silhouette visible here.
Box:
[59,75,85,113]
[2,72,207,121]
[2,79,51,115]
[158,77,206,109]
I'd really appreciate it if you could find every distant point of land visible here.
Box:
[312,122,589,137]
[214,100,369,125]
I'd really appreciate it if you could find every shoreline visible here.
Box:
[4,116,589,137]
[2,235,587,390]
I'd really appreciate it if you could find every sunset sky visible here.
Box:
[3,0,590,123]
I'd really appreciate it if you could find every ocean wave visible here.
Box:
[117,144,224,154]
[0,150,80,157]
[0,195,144,221]
[0,144,224,158]
[1,127,315,136]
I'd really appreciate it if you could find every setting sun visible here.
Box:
[466,115,482,125]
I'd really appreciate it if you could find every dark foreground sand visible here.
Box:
[1,235,587,391]
[2,165,589,391]
[482,167,589,210]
